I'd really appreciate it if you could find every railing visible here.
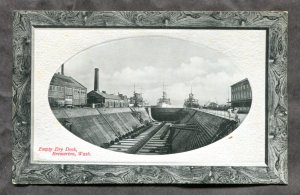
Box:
[198,108,238,121]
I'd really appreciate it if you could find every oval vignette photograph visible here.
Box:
[48,36,252,155]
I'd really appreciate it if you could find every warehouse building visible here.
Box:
[48,65,87,107]
[231,78,252,113]
[87,91,129,108]
[87,68,129,108]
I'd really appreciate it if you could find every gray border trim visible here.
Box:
[12,11,288,184]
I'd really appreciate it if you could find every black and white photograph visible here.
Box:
[48,35,252,155]
[32,27,267,168]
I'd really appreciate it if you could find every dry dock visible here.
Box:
[52,107,238,154]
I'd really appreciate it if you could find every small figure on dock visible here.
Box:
[233,107,240,123]
[227,107,233,119]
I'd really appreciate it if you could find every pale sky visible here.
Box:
[59,36,246,107]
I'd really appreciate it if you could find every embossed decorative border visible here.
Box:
[12,11,288,184]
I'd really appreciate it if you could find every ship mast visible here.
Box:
[162,82,167,99]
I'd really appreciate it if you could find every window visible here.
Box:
[74,89,80,99]
[65,87,72,95]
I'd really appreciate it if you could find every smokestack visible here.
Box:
[94,68,99,91]
[61,64,64,75]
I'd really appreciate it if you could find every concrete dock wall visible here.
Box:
[130,107,152,122]
[170,109,237,153]
[52,107,150,148]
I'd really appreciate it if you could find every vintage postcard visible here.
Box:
[12,11,287,184]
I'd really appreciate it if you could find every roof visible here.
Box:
[231,78,249,87]
[50,73,87,89]
[88,90,121,100]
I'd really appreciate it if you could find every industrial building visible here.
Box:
[48,65,87,107]
[87,91,129,108]
[87,68,129,107]
[231,78,252,113]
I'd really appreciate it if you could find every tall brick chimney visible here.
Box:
[61,64,64,75]
[94,68,99,91]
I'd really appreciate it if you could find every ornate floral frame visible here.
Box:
[12,11,288,184]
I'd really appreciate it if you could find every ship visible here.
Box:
[129,84,145,107]
[156,83,172,108]
[184,88,200,108]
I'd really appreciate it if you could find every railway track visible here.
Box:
[107,122,171,154]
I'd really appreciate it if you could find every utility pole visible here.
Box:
[227,86,231,104]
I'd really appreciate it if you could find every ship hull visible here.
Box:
[150,107,183,121]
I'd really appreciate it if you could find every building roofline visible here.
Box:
[51,73,87,89]
[231,78,249,87]
[88,90,121,100]
[69,77,87,89]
